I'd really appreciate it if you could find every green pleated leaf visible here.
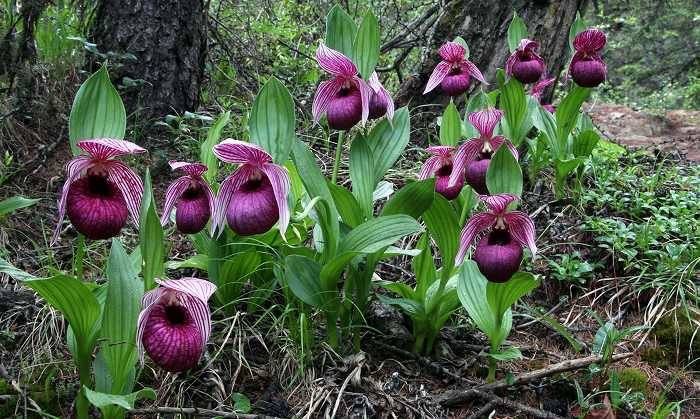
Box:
[99,239,143,393]
[249,78,296,164]
[422,194,459,276]
[376,280,416,300]
[554,158,583,184]
[486,271,539,320]
[328,183,363,228]
[568,12,587,50]
[0,196,40,217]
[555,85,591,154]
[381,178,435,219]
[139,169,164,291]
[326,5,357,57]
[352,11,380,78]
[84,386,156,410]
[486,146,523,197]
[377,295,426,320]
[573,129,600,158]
[507,11,528,52]
[413,234,437,300]
[0,257,37,281]
[367,107,410,184]
[201,111,231,184]
[217,251,262,304]
[165,254,209,271]
[349,135,375,219]
[439,100,462,146]
[69,65,126,155]
[531,102,559,157]
[488,346,523,361]
[285,255,324,307]
[499,76,529,145]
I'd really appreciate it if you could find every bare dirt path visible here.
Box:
[587,102,700,162]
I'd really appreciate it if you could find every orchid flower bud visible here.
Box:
[570,28,607,88]
[506,39,546,84]
[161,161,214,234]
[418,146,464,200]
[423,42,488,97]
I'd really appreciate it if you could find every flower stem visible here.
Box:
[75,354,92,418]
[73,234,86,280]
[331,131,345,184]
[326,311,339,350]
[486,356,497,383]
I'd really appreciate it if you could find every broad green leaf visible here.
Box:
[422,195,459,276]
[249,78,295,163]
[499,76,528,145]
[326,5,357,57]
[165,254,209,271]
[376,280,416,300]
[486,272,539,320]
[100,239,143,393]
[83,386,155,410]
[291,140,339,258]
[439,101,462,146]
[538,312,584,352]
[201,111,230,184]
[413,234,436,299]
[69,65,126,155]
[554,158,583,184]
[24,275,101,364]
[507,11,528,52]
[555,85,591,154]
[452,36,470,58]
[488,346,523,361]
[568,12,587,50]
[381,178,435,219]
[349,135,375,219]
[139,169,164,291]
[217,251,261,304]
[372,180,394,202]
[486,146,523,197]
[0,196,39,217]
[377,295,426,320]
[232,392,252,414]
[352,11,379,78]
[367,107,410,184]
[466,89,494,113]
[531,102,559,157]
[0,257,37,280]
[573,129,600,158]
[328,183,363,228]
[285,255,324,307]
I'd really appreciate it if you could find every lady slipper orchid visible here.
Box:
[457,194,536,283]
[137,278,216,372]
[418,146,464,200]
[212,140,290,237]
[52,138,145,243]
[312,43,372,130]
[424,41,487,96]
[505,39,546,84]
[530,76,556,113]
[448,109,518,195]
[570,28,607,87]
[367,72,394,121]
[161,161,214,234]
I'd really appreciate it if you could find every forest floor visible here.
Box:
[0,103,698,418]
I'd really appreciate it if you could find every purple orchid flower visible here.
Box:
[447,109,518,195]
[458,194,536,282]
[53,138,146,243]
[367,72,395,121]
[530,76,556,113]
[212,140,290,237]
[161,161,214,234]
[418,146,464,200]
[570,28,607,87]
[312,43,372,130]
[137,278,216,372]
[505,39,546,84]
[424,41,487,96]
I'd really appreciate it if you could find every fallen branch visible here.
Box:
[461,389,565,419]
[127,407,283,418]
[376,342,478,385]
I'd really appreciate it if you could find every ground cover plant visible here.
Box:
[1,2,698,418]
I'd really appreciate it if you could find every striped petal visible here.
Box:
[456,212,497,264]
[312,78,344,123]
[490,136,519,161]
[260,163,291,237]
[211,165,256,235]
[160,176,191,225]
[136,287,167,363]
[505,53,518,76]
[468,109,503,138]
[51,156,93,244]
[77,138,146,160]
[158,277,217,303]
[105,160,143,224]
[423,60,451,94]
[426,145,456,157]
[480,193,519,214]
[170,161,207,177]
[438,41,466,62]
[448,139,482,187]
[418,155,444,180]
[316,43,357,77]
[504,211,537,256]
[461,59,488,85]
[369,72,394,121]
[530,77,555,98]
[573,28,606,53]
[355,76,372,125]
[213,139,271,166]
[517,39,539,53]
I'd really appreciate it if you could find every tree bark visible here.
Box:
[90,0,207,123]
[395,0,588,119]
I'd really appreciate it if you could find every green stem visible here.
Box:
[75,354,92,418]
[73,234,86,280]
[486,356,497,383]
[331,131,345,184]
[413,332,426,354]
[458,197,471,227]
[326,311,339,350]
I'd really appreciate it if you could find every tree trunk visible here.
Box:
[395,0,588,118]
[91,0,207,124]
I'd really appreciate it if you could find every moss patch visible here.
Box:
[617,367,648,393]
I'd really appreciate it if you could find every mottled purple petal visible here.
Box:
[468,109,503,138]
[260,163,291,237]
[213,139,271,166]
[160,176,191,225]
[316,43,358,77]
[461,59,488,85]
[480,193,519,214]
[573,28,606,53]
[105,160,143,224]
[77,138,146,160]
[504,211,537,255]
[530,77,556,98]
[423,61,451,94]
[170,161,207,177]
[448,139,482,187]
[52,156,93,244]
[312,78,344,123]
[438,42,466,62]
[456,212,497,264]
